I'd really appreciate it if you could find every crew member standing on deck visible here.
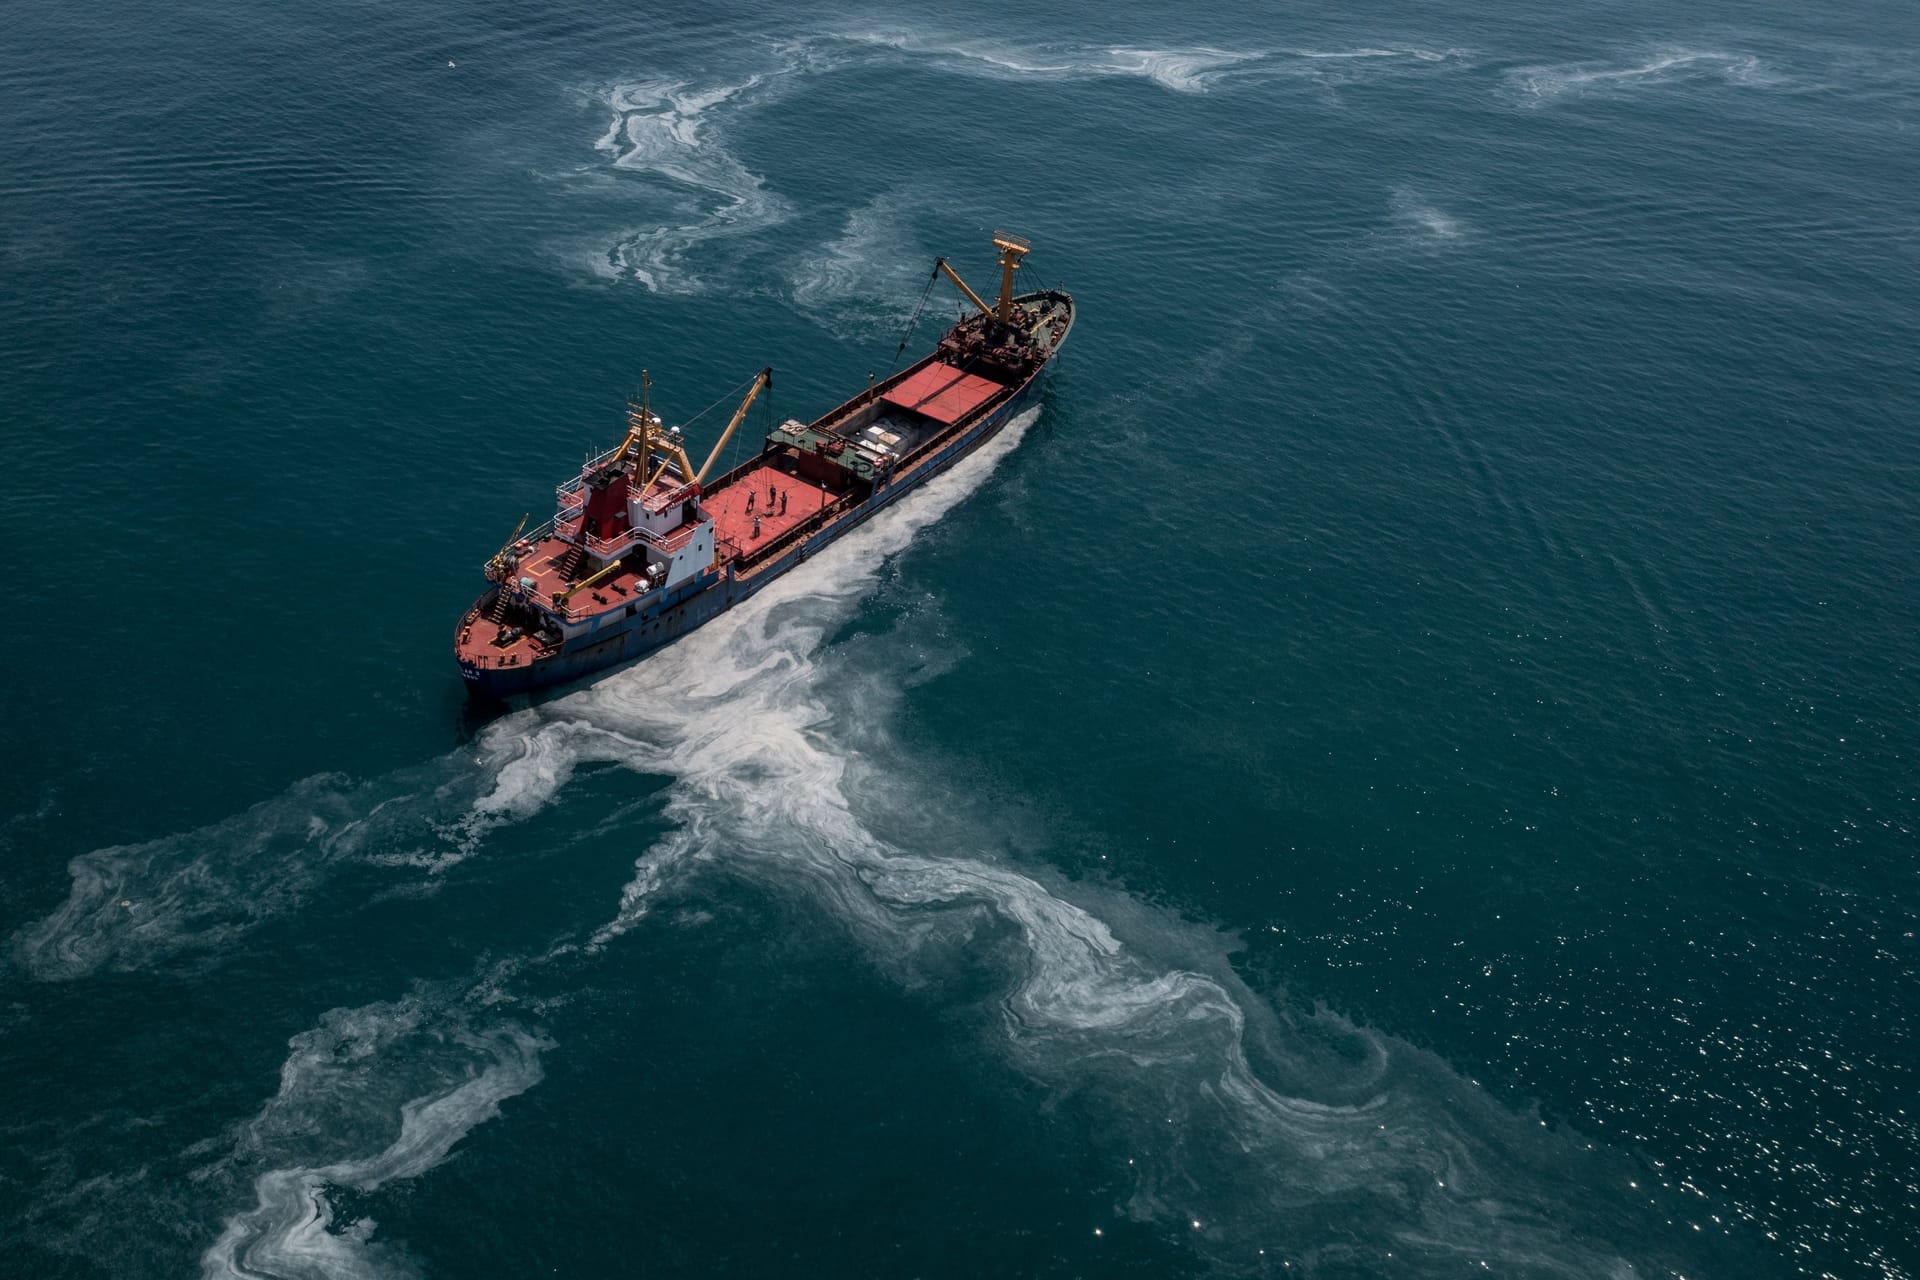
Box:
[746,491,755,515]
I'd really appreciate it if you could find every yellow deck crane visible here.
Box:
[694,366,772,485]
[553,556,626,606]
[556,367,772,606]
[484,512,531,582]
[605,371,698,502]
[935,232,1031,326]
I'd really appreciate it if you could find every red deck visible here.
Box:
[454,531,657,670]
[706,463,834,556]
[882,361,1002,425]
[458,466,839,673]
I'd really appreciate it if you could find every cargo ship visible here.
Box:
[456,234,1072,699]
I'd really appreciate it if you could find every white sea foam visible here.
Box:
[179,418,1045,1277]
[1287,46,1450,61]
[449,411,1645,1272]
[27,389,1653,1272]
[10,724,557,981]
[1390,188,1469,242]
[786,194,936,336]
[822,31,1465,94]
[824,31,1261,94]
[593,76,789,290]
[571,32,1465,289]
[1510,49,1774,104]
[200,997,548,1280]
[5,416,1024,988]
[1099,46,1263,94]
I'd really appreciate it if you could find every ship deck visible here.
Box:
[457,465,839,672]
[519,537,657,613]
[454,534,657,670]
[705,462,835,559]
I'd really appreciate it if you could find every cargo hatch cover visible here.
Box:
[881,362,1002,425]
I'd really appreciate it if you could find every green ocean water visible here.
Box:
[2,1,1915,1276]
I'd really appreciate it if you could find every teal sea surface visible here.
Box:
[2,1,1915,1276]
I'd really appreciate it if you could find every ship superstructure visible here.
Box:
[456,234,1072,698]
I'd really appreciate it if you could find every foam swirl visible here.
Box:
[200,997,548,1280]
[594,76,788,290]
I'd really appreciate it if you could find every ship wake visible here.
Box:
[1507,48,1779,105]
[813,30,1469,94]
[22,408,1678,1277]
[173,415,1048,1280]
[11,750,538,982]
[455,416,1676,1274]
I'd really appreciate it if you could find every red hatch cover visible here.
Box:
[882,362,1002,425]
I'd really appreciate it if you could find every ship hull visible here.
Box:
[460,362,1053,702]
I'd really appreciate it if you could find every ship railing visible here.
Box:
[480,510,699,580]
[461,618,563,669]
[554,442,633,507]
[582,526,638,558]
[578,519,701,561]
[523,515,558,544]
[570,444,625,480]
[461,642,553,671]
[642,478,698,511]
[479,515,561,577]
[556,516,662,557]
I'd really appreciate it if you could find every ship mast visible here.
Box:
[637,370,652,473]
[934,232,1033,328]
[609,370,698,501]
[990,231,1029,323]
[609,370,655,469]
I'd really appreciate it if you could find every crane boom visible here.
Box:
[486,512,531,580]
[935,234,1032,326]
[695,367,773,485]
[935,257,994,319]
[554,557,625,605]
